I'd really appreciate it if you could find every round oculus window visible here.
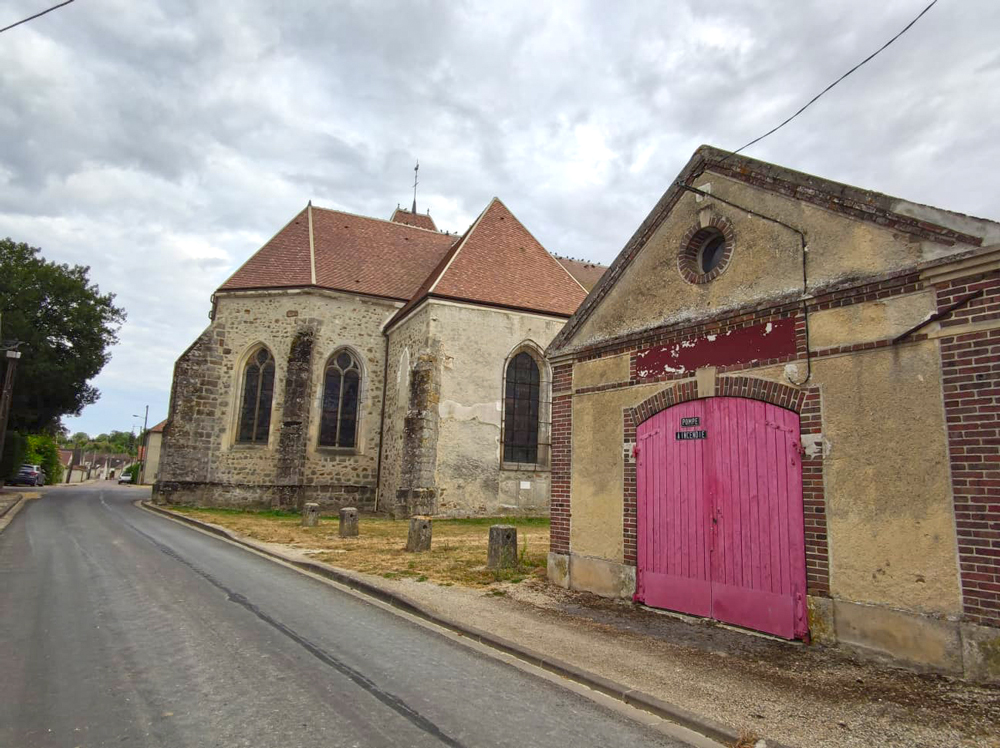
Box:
[698,231,726,274]
[677,219,735,284]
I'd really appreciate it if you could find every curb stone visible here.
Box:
[139,501,794,748]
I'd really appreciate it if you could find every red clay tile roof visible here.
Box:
[390,208,437,231]
[218,205,457,301]
[555,257,606,291]
[149,419,168,433]
[387,198,588,329]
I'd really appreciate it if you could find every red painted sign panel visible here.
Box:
[636,397,808,640]
[635,319,796,379]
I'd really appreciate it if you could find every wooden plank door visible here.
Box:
[636,397,807,640]
[636,399,712,617]
[706,398,807,639]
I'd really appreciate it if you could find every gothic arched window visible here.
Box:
[237,347,275,444]
[503,352,540,463]
[320,349,362,448]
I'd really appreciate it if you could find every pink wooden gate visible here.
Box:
[635,397,807,639]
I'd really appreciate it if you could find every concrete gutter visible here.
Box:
[140,501,791,748]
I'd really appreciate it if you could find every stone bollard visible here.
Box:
[339,506,359,538]
[487,524,518,569]
[405,516,432,552]
[301,502,320,527]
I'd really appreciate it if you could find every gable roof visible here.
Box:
[556,257,606,291]
[149,419,168,433]
[385,198,588,330]
[218,205,457,301]
[390,207,437,231]
[548,145,1000,355]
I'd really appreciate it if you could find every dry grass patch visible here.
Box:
[171,507,549,588]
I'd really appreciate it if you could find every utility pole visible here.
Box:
[0,311,24,484]
[134,405,148,484]
[0,349,22,474]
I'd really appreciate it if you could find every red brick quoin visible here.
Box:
[936,272,1000,628]
[623,375,830,598]
[549,362,574,555]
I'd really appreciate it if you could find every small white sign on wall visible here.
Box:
[520,481,531,490]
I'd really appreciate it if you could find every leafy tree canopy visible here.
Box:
[0,238,126,433]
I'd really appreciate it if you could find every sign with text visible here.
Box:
[675,430,708,441]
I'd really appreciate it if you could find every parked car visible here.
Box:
[118,473,133,484]
[10,464,45,486]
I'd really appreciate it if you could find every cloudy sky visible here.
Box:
[1,0,997,436]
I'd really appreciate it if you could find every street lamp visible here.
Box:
[133,405,148,484]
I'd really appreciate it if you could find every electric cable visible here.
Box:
[719,0,939,163]
[1,0,75,35]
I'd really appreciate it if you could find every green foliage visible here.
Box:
[0,238,126,432]
[24,433,62,484]
[0,431,26,480]
[126,462,141,482]
[55,429,136,455]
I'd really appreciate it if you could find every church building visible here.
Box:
[154,194,604,518]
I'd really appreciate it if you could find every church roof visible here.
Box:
[218,206,457,301]
[218,197,590,325]
[390,207,437,231]
[555,256,606,291]
[385,198,588,329]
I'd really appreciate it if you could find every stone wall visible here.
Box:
[155,289,398,511]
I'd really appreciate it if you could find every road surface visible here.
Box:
[0,484,695,747]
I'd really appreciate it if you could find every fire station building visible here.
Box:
[546,146,1000,680]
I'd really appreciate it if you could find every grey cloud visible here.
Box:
[1,0,996,434]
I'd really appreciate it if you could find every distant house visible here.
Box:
[140,420,167,485]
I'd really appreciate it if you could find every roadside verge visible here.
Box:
[140,500,761,747]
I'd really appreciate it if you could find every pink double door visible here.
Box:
[635,397,808,640]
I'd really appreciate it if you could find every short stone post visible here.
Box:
[301,502,320,527]
[339,506,359,538]
[487,525,518,569]
[405,516,432,552]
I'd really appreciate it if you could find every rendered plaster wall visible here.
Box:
[815,342,961,615]
[569,173,967,353]
[142,431,163,485]
[808,291,937,350]
[569,381,660,562]
[156,290,397,510]
[428,301,567,516]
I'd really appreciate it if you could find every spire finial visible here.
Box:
[412,160,419,214]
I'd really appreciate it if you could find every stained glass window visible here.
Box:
[237,348,275,444]
[320,349,361,448]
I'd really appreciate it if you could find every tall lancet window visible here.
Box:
[320,349,362,448]
[237,347,275,445]
[503,352,540,464]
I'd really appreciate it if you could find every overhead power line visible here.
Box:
[0,0,75,35]
[720,0,939,162]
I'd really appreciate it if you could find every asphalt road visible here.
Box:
[0,484,694,748]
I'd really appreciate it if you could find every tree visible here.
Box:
[0,239,126,433]
[24,433,62,484]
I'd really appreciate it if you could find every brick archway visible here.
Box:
[629,375,807,427]
[622,375,829,600]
